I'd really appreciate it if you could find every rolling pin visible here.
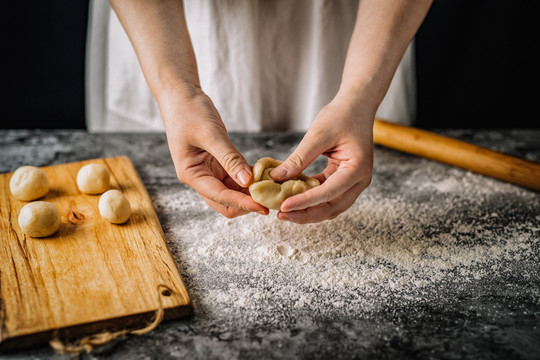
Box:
[373,118,540,191]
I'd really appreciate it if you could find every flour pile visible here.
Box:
[155,152,539,327]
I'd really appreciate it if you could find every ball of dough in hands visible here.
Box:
[249,157,319,210]
[99,189,131,224]
[10,166,49,201]
[18,201,61,237]
[77,163,110,194]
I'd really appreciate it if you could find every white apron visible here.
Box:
[86,0,415,132]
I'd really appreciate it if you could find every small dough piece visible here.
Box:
[249,157,319,210]
[18,201,61,237]
[10,166,49,201]
[77,163,110,194]
[99,189,131,224]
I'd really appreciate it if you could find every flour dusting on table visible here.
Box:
[2,130,540,358]
[155,151,540,328]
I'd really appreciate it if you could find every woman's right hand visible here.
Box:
[110,0,265,218]
[158,87,269,218]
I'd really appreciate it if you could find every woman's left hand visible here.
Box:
[270,91,375,224]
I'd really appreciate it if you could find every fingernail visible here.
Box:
[237,169,251,186]
[270,167,287,180]
[280,200,292,212]
[257,210,267,215]
[279,214,292,222]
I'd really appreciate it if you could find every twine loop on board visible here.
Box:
[49,284,172,355]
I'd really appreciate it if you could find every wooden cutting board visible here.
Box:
[0,156,192,351]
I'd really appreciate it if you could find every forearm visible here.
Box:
[339,0,433,109]
[109,0,200,102]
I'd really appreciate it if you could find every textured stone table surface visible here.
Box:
[1,129,539,360]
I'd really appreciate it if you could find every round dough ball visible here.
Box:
[18,201,61,237]
[9,166,49,201]
[77,163,110,194]
[99,189,131,224]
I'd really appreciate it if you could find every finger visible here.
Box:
[204,135,252,188]
[191,174,268,214]
[311,173,327,184]
[202,197,251,219]
[277,182,365,224]
[223,175,251,195]
[280,160,369,212]
[310,161,340,184]
[270,131,329,182]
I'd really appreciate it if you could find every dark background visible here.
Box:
[1,1,89,129]
[1,1,539,130]
[415,1,540,128]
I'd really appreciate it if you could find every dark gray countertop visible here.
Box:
[1,129,539,360]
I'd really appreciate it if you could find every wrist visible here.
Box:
[157,81,222,134]
[332,83,379,121]
[337,76,383,105]
[156,80,205,109]
[153,63,203,104]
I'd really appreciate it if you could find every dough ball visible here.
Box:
[99,189,131,224]
[249,157,320,210]
[77,163,110,194]
[9,166,49,201]
[18,201,61,237]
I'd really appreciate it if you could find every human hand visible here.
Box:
[159,88,269,218]
[270,92,374,224]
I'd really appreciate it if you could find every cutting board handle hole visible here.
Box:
[161,289,172,297]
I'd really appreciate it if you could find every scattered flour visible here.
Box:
[155,162,540,324]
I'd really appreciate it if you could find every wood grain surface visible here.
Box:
[0,156,191,351]
[373,119,540,191]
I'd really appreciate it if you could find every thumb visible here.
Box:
[270,134,324,181]
[206,136,252,187]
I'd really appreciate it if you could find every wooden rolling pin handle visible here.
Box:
[373,119,540,191]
